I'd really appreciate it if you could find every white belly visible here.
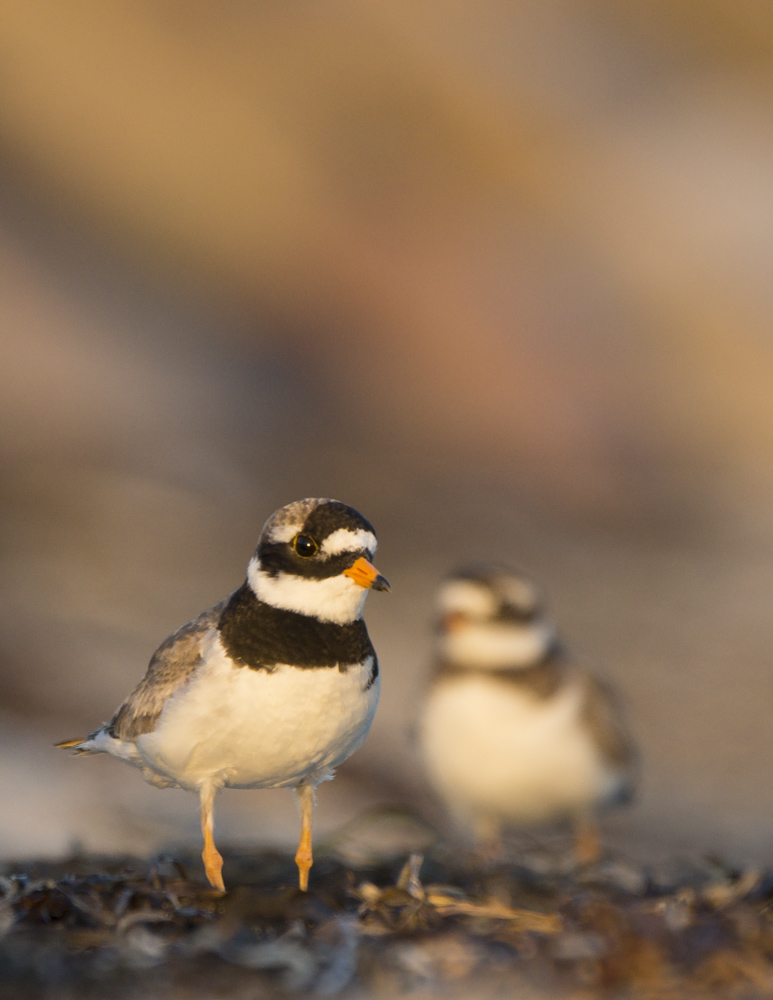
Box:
[136,633,379,792]
[420,674,617,828]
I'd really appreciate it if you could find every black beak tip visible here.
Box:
[373,574,391,593]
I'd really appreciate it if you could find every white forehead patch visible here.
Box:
[266,522,301,544]
[320,528,377,557]
[437,580,497,619]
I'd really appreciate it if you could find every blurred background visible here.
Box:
[1,0,773,865]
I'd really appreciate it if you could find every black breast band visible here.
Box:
[218,582,378,675]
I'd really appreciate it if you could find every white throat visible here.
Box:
[440,620,554,670]
[247,557,368,624]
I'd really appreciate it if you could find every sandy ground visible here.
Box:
[3,844,773,999]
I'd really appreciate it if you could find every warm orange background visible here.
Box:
[0,1,772,861]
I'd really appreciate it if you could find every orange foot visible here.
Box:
[203,841,225,892]
[295,838,312,892]
[574,822,601,866]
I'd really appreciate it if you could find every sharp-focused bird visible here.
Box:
[57,498,390,891]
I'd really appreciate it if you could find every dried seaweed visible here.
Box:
[2,845,773,998]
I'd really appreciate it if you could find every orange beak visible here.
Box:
[441,611,467,632]
[343,556,391,592]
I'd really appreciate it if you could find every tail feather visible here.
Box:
[55,737,91,754]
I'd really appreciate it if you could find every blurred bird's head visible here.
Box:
[248,498,390,624]
[435,565,555,670]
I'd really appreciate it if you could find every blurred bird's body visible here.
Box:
[419,567,635,860]
[57,498,390,891]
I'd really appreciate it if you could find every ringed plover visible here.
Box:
[57,498,390,891]
[418,565,635,862]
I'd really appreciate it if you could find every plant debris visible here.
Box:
[3,844,773,998]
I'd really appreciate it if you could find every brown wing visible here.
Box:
[108,596,230,741]
[581,673,638,799]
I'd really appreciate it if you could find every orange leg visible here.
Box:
[574,814,601,866]
[473,814,504,862]
[295,783,315,891]
[200,784,225,892]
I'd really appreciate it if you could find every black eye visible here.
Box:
[293,534,319,558]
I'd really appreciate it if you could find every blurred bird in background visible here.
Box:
[0,1,773,864]
[420,566,636,862]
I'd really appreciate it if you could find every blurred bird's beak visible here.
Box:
[344,557,391,592]
[441,612,467,632]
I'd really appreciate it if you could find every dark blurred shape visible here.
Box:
[2,844,772,999]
